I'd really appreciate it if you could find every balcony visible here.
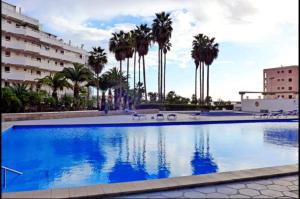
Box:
[2,56,63,72]
[2,22,40,39]
[2,39,41,54]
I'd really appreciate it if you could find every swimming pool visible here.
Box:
[2,121,298,192]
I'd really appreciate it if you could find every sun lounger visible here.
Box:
[253,109,269,119]
[132,113,146,120]
[190,112,202,119]
[268,110,286,119]
[285,110,298,116]
[167,113,177,120]
[156,113,164,120]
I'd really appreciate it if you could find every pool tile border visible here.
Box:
[2,164,298,198]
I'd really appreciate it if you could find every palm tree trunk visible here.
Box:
[138,55,141,103]
[127,57,129,91]
[133,51,136,104]
[202,62,205,103]
[160,49,163,102]
[163,52,166,100]
[143,55,147,101]
[158,48,160,102]
[199,62,202,105]
[195,66,197,105]
[96,73,99,110]
[206,64,210,104]
[119,60,122,109]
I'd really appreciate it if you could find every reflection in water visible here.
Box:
[263,128,298,147]
[157,129,170,178]
[191,130,218,175]
[109,134,149,182]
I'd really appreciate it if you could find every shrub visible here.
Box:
[1,87,22,113]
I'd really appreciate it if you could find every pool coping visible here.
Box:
[2,118,298,132]
[2,164,298,198]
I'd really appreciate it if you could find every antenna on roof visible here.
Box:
[81,44,84,49]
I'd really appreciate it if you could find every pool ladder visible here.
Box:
[2,166,23,188]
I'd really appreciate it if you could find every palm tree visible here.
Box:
[191,46,199,104]
[152,11,173,102]
[124,32,134,90]
[131,29,138,104]
[104,67,127,109]
[192,34,210,104]
[62,63,93,99]
[98,74,110,110]
[9,82,30,111]
[204,38,219,102]
[162,40,171,100]
[109,31,127,108]
[135,24,152,102]
[88,47,108,109]
[36,72,71,100]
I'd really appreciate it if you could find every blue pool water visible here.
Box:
[2,121,298,192]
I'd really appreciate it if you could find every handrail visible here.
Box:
[2,166,23,189]
[2,166,23,175]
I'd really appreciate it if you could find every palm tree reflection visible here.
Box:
[191,130,218,175]
[157,129,170,178]
[108,133,148,183]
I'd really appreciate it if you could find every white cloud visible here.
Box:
[9,0,298,100]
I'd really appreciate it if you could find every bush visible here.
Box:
[1,87,22,113]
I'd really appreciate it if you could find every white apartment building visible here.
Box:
[1,1,89,95]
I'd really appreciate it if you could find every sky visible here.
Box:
[6,0,299,101]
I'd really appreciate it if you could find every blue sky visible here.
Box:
[6,0,298,101]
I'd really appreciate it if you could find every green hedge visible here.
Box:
[135,103,233,111]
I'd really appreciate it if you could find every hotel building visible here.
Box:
[1,1,88,94]
[263,65,299,99]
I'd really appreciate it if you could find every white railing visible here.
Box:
[2,166,23,188]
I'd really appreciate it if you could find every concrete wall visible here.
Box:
[241,98,298,112]
[1,109,160,122]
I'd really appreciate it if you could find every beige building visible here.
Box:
[263,65,299,99]
[1,1,88,95]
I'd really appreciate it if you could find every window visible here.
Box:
[277,71,280,74]
[277,79,280,82]
[281,87,284,90]
[281,95,284,98]
[37,71,41,75]
[5,36,11,41]
[281,70,284,73]
[5,82,10,87]
[55,61,58,65]
[55,49,58,53]
[60,50,64,54]
[24,68,27,71]
[288,70,292,73]
[60,62,64,67]
[289,95,293,99]
[37,58,41,62]
[5,51,11,57]
[16,24,21,28]
[79,54,82,59]
[277,95,280,98]
[288,87,292,90]
[281,79,284,81]
[277,87,280,90]
[288,78,292,82]
[5,66,10,72]
[45,46,50,51]
[7,20,12,24]
[47,60,50,63]
[36,84,41,89]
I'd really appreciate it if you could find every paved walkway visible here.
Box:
[115,175,299,198]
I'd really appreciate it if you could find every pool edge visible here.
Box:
[2,164,298,198]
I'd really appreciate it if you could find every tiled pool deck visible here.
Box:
[1,112,299,198]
